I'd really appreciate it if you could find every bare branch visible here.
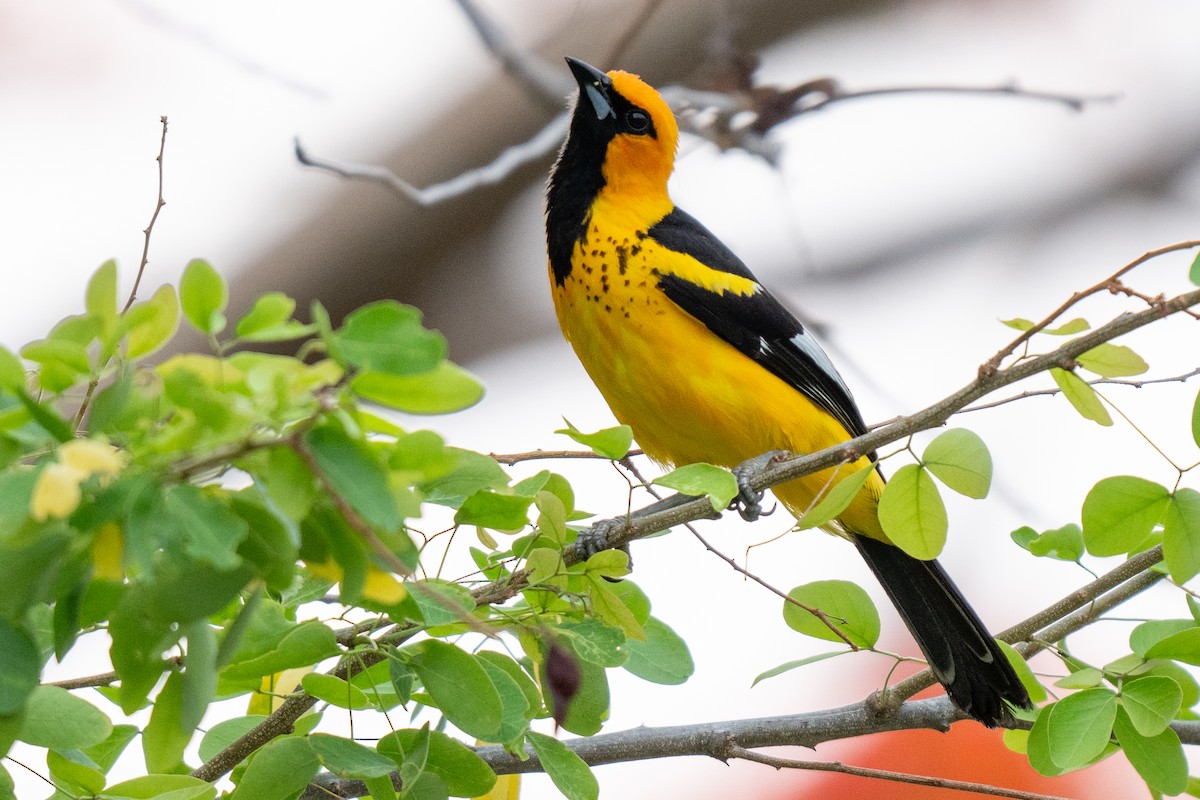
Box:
[960,367,1200,414]
[452,0,569,109]
[125,115,169,313]
[983,240,1200,374]
[728,746,1073,800]
[489,447,643,465]
[294,116,567,205]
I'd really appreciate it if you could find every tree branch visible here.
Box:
[727,745,1073,800]
[193,258,1200,787]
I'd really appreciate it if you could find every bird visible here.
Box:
[543,56,1031,726]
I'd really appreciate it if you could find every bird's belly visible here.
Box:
[553,278,884,537]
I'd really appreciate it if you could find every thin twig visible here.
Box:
[294,116,567,206]
[125,115,169,313]
[489,448,643,465]
[882,546,1165,708]
[288,434,413,577]
[727,745,1074,800]
[983,240,1200,374]
[960,367,1200,413]
[452,0,567,108]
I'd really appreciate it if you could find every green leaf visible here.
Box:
[309,733,398,779]
[528,731,598,800]
[557,618,626,668]
[1121,676,1183,736]
[1189,249,1200,286]
[583,548,630,581]
[302,673,374,709]
[1001,317,1034,331]
[334,301,446,375]
[406,640,502,741]
[1045,318,1090,336]
[198,716,266,763]
[1043,688,1118,770]
[998,641,1047,704]
[219,605,340,685]
[167,485,249,571]
[18,686,112,749]
[228,736,319,800]
[306,424,402,532]
[377,729,496,798]
[1010,523,1084,561]
[877,464,947,560]
[15,389,72,441]
[1192,387,1200,449]
[1131,620,1195,658]
[794,465,875,531]
[235,292,314,343]
[922,428,992,499]
[751,651,846,687]
[782,580,880,648]
[86,259,119,325]
[143,671,189,773]
[0,346,24,390]
[104,774,216,800]
[124,284,180,360]
[652,463,737,512]
[587,574,645,640]
[85,723,139,772]
[1050,367,1112,426]
[1145,628,1200,665]
[476,651,542,714]
[47,748,106,795]
[351,363,484,415]
[1164,489,1200,583]
[476,658,532,743]
[1081,476,1171,556]
[180,259,228,335]
[454,491,533,531]
[1055,667,1104,689]
[1076,343,1148,378]
[1113,706,1188,795]
[555,420,632,460]
[0,621,39,714]
[621,617,694,685]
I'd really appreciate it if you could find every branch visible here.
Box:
[984,240,1200,373]
[294,116,567,206]
[727,746,1073,800]
[882,546,1166,707]
[960,367,1200,414]
[489,448,643,465]
[293,543,1174,800]
[125,115,169,313]
[194,259,1200,787]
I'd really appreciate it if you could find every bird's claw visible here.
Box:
[575,518,633,570]
[731,450,788,522]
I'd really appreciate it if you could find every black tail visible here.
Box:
[853,534,1031,726]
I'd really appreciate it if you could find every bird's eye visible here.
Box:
[626,109,651,133]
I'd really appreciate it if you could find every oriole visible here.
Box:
[544,57,1030,726]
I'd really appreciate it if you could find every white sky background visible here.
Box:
[3,0,1200,797]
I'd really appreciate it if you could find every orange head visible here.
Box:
[560,57,679,201]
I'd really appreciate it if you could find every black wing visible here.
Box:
[649,208,869,439]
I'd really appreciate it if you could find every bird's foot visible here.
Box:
[575,518,633,570]
[730,450,789,521]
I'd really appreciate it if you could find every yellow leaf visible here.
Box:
[92,522,124,581]
[363,566,407,605]
[473,773,520,800]
[30,462,85,521]
[249,667,311,715]
[59,439,125,479]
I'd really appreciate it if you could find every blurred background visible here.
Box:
[4,0,1200,796]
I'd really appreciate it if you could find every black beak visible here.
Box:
[565,57,615,121]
